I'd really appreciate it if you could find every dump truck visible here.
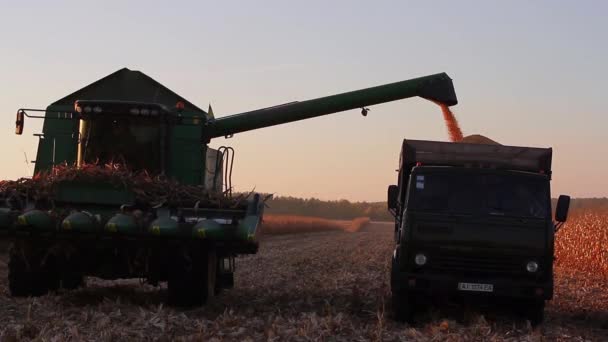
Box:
[0,68,457,305]
[388,139,571,324]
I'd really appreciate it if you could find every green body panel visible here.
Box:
[192,219,223,240]
[17,210,55,231]
[105,213,138,234]
[34,104,79,174]
[168,121,204,185]
[236,215,262,242]
[148,217,179,236]
[0,208,12,229]
[62,211,99,233]
[55,182,135,206]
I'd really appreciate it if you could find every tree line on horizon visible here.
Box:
[264,196,608,221]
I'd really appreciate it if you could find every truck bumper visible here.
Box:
[392,271,552,300]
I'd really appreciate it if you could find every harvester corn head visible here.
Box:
[0,68,456,305]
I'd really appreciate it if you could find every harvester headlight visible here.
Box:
[526,261,539,273]
[140,108,150,116]
[84,106,92,113]
[414,253,427,266]
[93,106,102,113]
[130,108,140,115]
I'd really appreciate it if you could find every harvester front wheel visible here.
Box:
[168,248,217,307]
[8,244,59,297]
[62,272,85,290]
[61,256,85,290]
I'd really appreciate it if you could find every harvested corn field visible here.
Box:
[260,215,370,235]
[1,213,607,341]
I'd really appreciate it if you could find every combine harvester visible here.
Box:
[0,68,457,305]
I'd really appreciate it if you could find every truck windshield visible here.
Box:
[78,117,161,173]
[408,173,549,218]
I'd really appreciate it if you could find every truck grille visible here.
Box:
[427,254,525,276]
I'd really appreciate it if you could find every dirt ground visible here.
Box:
[0,222,607,341]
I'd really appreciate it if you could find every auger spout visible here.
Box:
[205,72,457,139]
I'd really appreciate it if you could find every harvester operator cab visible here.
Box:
[74,100,167,173]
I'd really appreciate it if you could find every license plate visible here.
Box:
[458,282,494,292]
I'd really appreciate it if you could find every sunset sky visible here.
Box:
[0,1,606,201]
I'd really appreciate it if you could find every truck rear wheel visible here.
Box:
[168,248,217,307]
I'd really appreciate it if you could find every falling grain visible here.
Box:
[438,103,464,142]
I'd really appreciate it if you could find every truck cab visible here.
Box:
[388,139,570,324]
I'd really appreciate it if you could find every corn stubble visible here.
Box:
[1,210,606,341]
[261,215,371,235]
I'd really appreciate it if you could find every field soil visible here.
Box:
[1,222,607,341]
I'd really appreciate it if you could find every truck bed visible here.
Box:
[400,139,552,175]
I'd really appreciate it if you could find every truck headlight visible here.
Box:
[414,253,427,266]
[526,261,539,273]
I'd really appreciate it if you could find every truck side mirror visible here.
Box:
[387,185,398,210]
[555,195,570,222]
[15,110,24,135]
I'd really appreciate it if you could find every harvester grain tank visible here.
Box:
[1,68,457,305]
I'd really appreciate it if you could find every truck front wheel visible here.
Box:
[522,299,545,326]
[392,290,416,323]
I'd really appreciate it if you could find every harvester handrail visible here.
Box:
[18,108,76,119]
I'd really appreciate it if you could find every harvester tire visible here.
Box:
[168,249,217,307]
[62,273,85,290]
[8,245,59,297]
[215,271,234,295]
[8,248,33,297]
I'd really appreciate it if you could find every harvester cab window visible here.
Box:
[79,117,162,173]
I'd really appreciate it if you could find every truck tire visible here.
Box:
[8,245,59,297]
[522,300,545,326]
[168,248,217,307]
[392,290,415,323]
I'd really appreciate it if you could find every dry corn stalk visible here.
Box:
[0,163,248,209]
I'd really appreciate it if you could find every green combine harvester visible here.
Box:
[0,68,457,306]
